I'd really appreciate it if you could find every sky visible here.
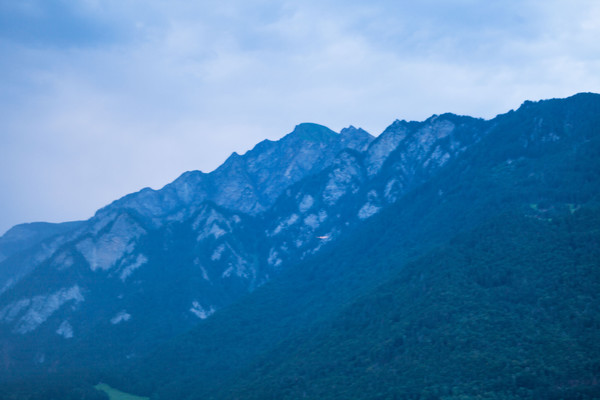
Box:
[1,0,599,235]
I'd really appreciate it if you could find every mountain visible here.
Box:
[113,92,600,400]
[96,122,373,221]
[206,208,600,400]
[0,93,599,399]
[0,221,84,263]
[0,221,84,294]
[0,122,375,377]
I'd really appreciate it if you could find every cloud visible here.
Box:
[1,0,599,234]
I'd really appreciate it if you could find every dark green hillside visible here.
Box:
[115,94,600,399]
[218,208,600,400]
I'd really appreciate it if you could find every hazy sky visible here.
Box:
[1,0,599,235]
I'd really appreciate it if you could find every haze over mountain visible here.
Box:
[0,93,599,400]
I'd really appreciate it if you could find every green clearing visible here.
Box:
[95,383,149,400]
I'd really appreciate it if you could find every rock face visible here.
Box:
[0,93,598,377]
[0,122,376,374]
[96,123,374,222]
[0,221,84,293]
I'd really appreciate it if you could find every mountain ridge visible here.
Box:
[0,92,599,400]
[116,92,600,400]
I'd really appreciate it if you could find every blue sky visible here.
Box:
[1,0,599,235]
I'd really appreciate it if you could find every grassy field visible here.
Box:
[95,383,149,400]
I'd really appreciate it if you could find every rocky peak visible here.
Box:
[340,125,369,136]
[167,170,207,204]
[383,119,410,133]
[285,123,338,143]
[96,122,378,220]
[365,121,410,176]
[339,126,374,152]
[220,151,242,168]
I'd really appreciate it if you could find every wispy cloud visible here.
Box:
[1,0,599,234]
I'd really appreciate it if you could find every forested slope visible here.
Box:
[117,94,600,399]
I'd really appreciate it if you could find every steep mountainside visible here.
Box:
[0,102,495,377]
[0,123,375,378]
[211,208,600,400]
[0,93,599,400]
[112,93,600,400]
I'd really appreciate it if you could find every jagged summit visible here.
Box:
[84,92,600,224]
[380,118,409,134]
[93,120,374,221]
[339,125,374,152]
[340,125,363,134]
